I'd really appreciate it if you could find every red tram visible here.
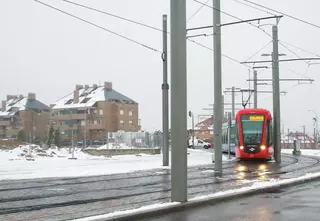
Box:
[234,108,274,160]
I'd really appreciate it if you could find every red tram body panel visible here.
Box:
[235,108,274,160]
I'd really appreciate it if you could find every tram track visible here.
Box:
[0,154,319,217]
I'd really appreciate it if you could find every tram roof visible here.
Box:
[235,108,272,119]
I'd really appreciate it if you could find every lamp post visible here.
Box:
[308,110,318,148]
[188,111,194,148]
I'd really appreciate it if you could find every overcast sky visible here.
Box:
[1,0,320,134]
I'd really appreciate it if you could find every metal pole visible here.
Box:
[272,25,281,163]
[192,113,195,148]
[231,86,235,119]
[221,95,224,122]
[316,117,319,148]
[302,125,306,149]
[253,70,258,108]
[71,129,75,158]
[84,108,87,148]
[287,128,290,149]
[227,112,231,159]
[170,0,187,202]
[162,14,169,166]
[213,0,223,175]
[248,69,251,108]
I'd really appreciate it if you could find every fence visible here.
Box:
[61,131,163,149]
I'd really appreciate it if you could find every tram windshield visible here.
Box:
[241,114,265,144]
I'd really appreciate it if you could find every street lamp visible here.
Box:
[308,110,318,148]
[188,111,194,148]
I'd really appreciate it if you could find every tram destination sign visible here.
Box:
[242,115,264,121]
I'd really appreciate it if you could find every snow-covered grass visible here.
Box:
[0,145,232,180]
[74,170,320,221]
[282,148,320,156]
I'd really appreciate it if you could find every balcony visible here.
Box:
[88,123,105,130]
[52,114,88,121]
[0,121,10,126]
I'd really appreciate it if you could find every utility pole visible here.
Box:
[253,70,258,108]
[170,0,187,202]
[162,14,169,167]
[213,0,223,176]
[272,25,281,163]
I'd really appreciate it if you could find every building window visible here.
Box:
[94,120,97,124]
[120,120,124,127]
[120,110,124,115]
[129,120,133,126]
[128,110,133,116]
[99,110,103,115]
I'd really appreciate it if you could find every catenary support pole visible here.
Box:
[170,0,188,202]
[253,70,258,108]
[272,25,281,163]
[231,86,235,119]
[213,0,223,175]
[162,14,169,166]
[227,112,231,159]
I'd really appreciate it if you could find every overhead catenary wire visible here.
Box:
[61,0,249,68]
[232,0,276,16]
[279,41,320,58]
[245,40,272,62]
[230,0,320,63]
[34,0,161,53]
[187,0,210,22]
[188,39,252,68]
[242,0,320,30]
[62,0,164,32]
[193,0,274,38]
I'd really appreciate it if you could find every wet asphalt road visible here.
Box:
[0,154,319,221]
[140,180,320,221]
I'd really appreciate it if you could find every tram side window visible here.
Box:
[267,120,273,145]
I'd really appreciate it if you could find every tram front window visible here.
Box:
[241,115,264,144]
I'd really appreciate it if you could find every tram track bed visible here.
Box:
[0,153,320,220]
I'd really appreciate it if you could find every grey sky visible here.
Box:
[1,0,320,133]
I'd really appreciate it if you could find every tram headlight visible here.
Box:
[240,146,244,150]
[260,145,266,150]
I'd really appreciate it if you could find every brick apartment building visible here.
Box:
[0,93,50,140]
[50,81,140,144]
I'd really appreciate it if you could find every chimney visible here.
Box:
[93,84,98,89]
[104,81,113,91]
[27,93,36,100]
[75,84,83,90]
[74,90,79,103]
[1,101,6,112]
[84,84,89,90]
[6,95,18,101]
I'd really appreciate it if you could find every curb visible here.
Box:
[74,172,320,221]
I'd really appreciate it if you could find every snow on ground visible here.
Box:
[74,171,320,221]
[0,145,231,180]
[282,148,320,156]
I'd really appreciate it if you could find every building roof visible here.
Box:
[192,116,228,130]
[51,85,137,110]
[0,97,50,117]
